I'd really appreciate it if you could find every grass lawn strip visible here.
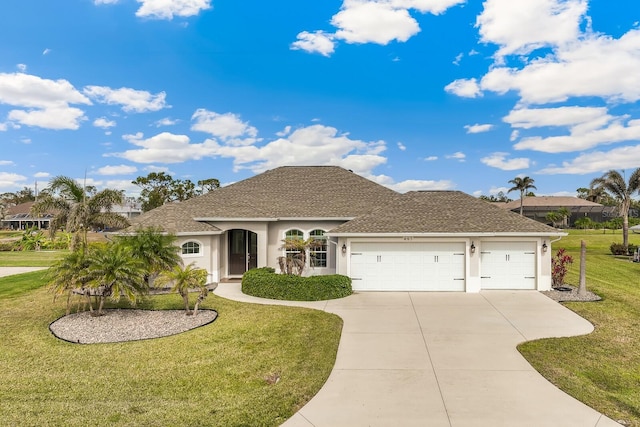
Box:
[519,230,640,427]
[0,272,342,427]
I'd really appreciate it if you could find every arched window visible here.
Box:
[309,229,327,268]
[181,241,200,255]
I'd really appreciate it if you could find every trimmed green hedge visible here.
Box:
[242,267,353,301]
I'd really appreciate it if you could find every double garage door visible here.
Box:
[350,242,465,291]
[349,241,538,291]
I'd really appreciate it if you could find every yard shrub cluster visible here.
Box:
[609,242,638,255]
[242,267,353,301]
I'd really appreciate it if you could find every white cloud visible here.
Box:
[0,73,89,130]
[276,125,291,137]
[0,73,90,109]
[291,31,336,56]
[111,132,220,163]
[504,106,610,129]
[476,0,587,58]
[16,64,27,72]
[154,117,179,127]
[0,172,27,191]
[539,144,640,174]
[93,117,117,129]
[424,156,438,161]
[94,0,119,4]
[96,164,138,175]
[135,0,212,19]
[0,160,14,166]
[332,1,420,45]
[295,0,464,55]
[481,152,530,170]
[444,78,482,98]
[387,179,455,192]
[397,142,406,151]
[464,123,494,134]
[34,172,50,178]
[445,151,465,161]
[84,86,168,112]
[42,48,51,55]
[8,106,86,130]
[191,109,258,145]
[481,29,640,105]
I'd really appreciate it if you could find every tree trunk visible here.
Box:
[578,240,587,296]
[623,212,629,251]
[519,190,524,215]
[182,291,192,315]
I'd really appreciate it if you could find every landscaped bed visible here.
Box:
[0,270,343,427]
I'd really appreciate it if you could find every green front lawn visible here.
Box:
[0,249,66,266]
[519,229,640,426]
[0,272,343,426]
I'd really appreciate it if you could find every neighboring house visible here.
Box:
[497,196,618,226]
[126,166,564,292]
[106,204,142,221]
[0,201,53,230]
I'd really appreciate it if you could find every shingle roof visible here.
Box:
[329,191,561,235]
[499,196,602,210]
[127,201,221,234]
[184,166,400,219]
[128,166,399,233]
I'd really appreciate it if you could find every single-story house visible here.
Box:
[0,201,53,230]
[497,196,617,227]
[127,166,564,292]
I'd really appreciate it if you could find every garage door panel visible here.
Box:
[480,242,536,290]
[350,242,465,291]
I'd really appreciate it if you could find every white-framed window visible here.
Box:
[284,229,304,258]
[181,241,201,255]
[309,229,327,268]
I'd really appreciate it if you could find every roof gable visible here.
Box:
[330,191,561,234]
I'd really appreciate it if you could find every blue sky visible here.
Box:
[1,0,640,199]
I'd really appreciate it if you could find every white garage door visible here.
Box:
[480,242,536,290]
[349,242,465,291]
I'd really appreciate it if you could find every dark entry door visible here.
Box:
[228,230,258,275]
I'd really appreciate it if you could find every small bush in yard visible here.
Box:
[551,248,573,288]
[242,267,352,301]
[610,242,637,255]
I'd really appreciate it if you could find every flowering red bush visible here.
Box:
[551,248,574,287]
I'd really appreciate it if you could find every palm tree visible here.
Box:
[46,249,91,315]
[85,244,147,316]
[591,169,640,251]
[155,263,209,315]
[115,227,182,287]
[31,176,130,251]
[508,176,537,215]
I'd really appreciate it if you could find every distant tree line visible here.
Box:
[131,172,220,212]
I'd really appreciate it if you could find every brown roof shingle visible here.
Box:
[329,191,562,235]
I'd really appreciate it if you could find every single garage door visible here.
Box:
[349,242,465,291]
[480,242,536,290]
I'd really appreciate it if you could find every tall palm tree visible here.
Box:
[591,169,640,250]
[85,244,147,316]
[31,176,130,251]
[156,263,209,315]
[115,227,182,287]
[508,176,537,215]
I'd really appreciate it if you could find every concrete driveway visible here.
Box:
[214,284,620,427]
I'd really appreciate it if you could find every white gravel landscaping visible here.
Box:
[49,309,218,344]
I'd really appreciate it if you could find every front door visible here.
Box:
[228,229,258,276]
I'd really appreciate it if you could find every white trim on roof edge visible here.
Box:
[326,232,568,237]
